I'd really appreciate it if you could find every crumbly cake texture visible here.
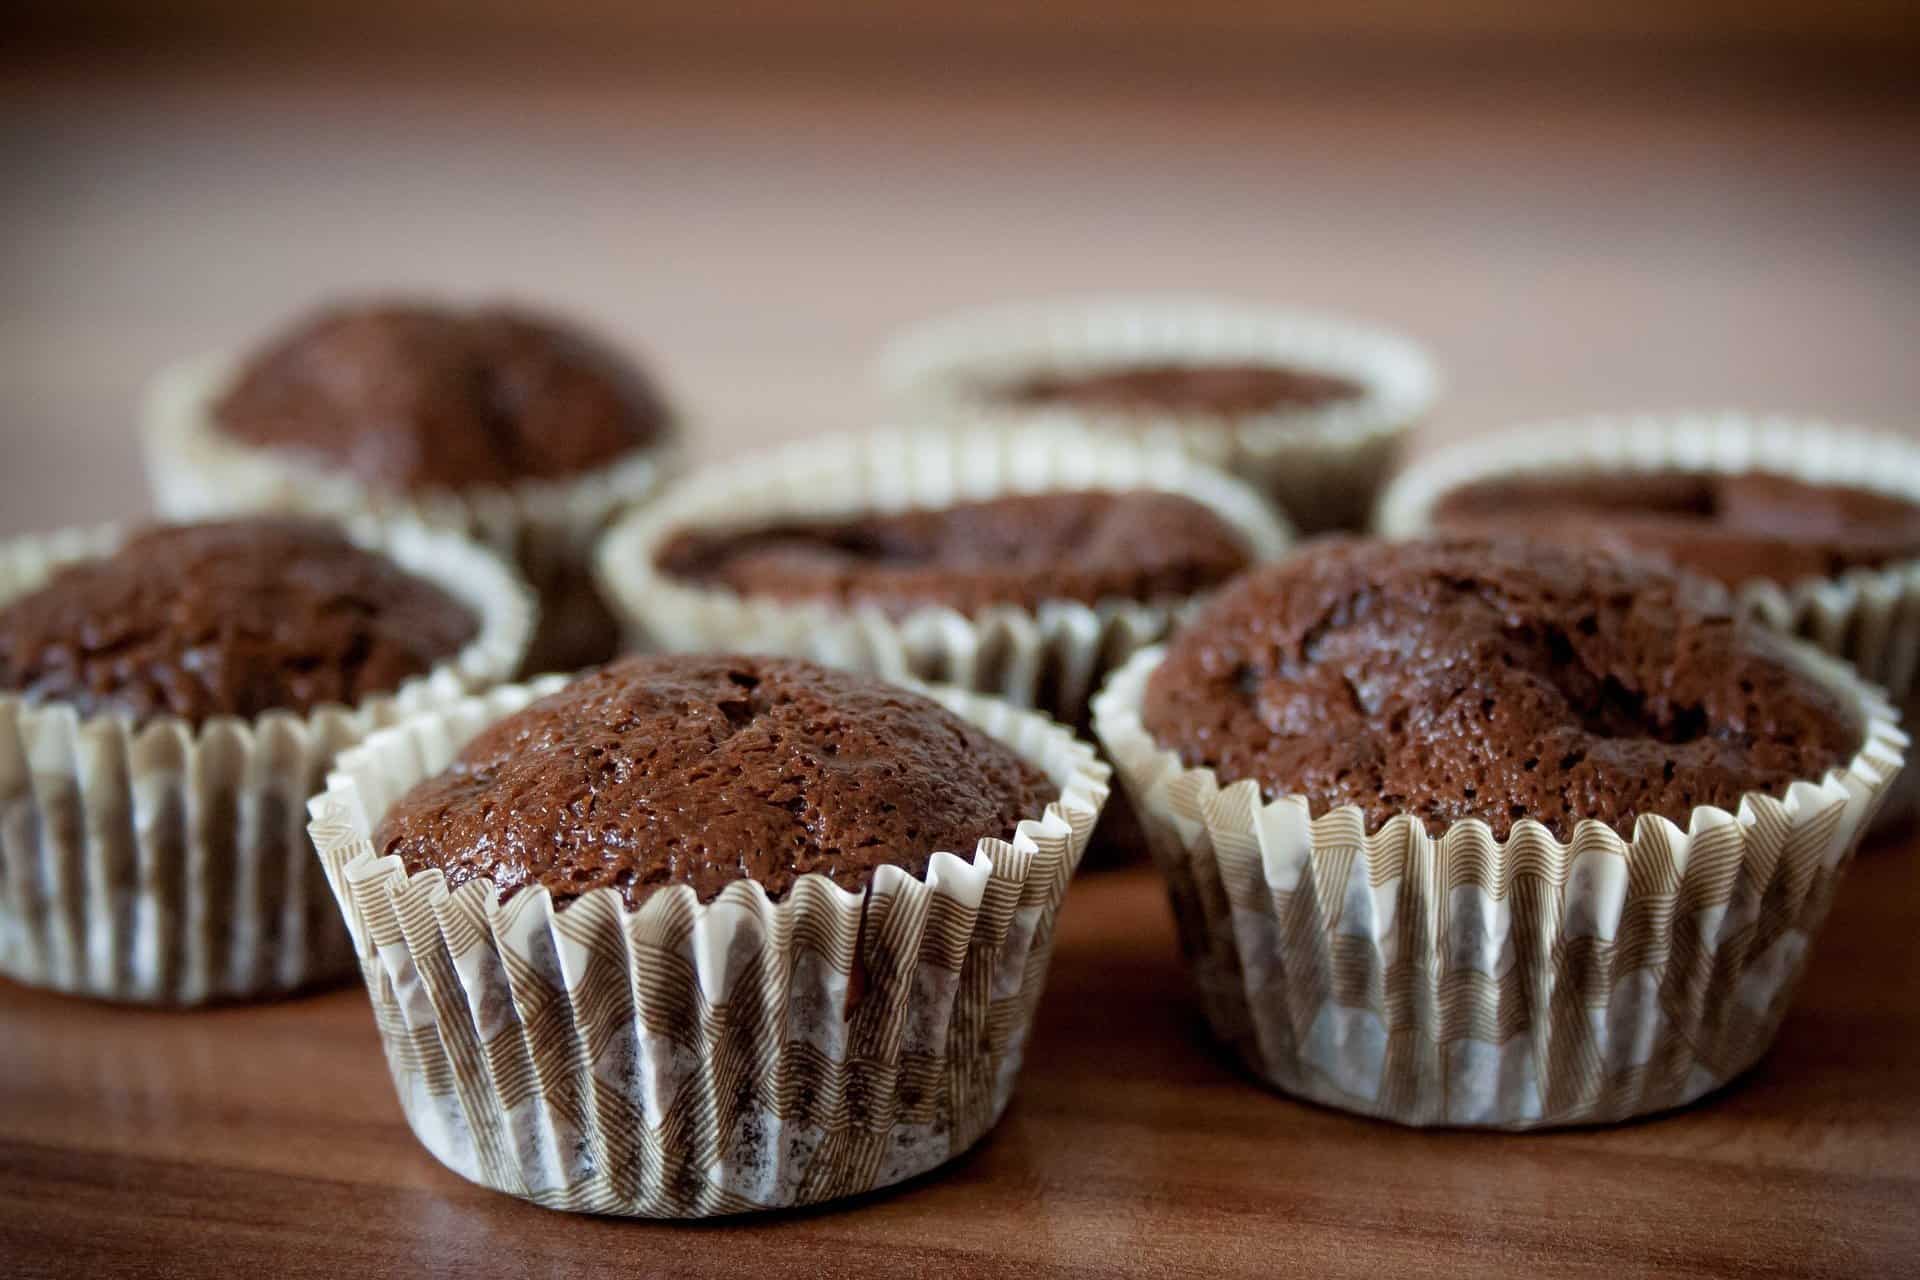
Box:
[653,489,1253,617]
[375,654,1058,908]
[1141,536,1863,839]
[0,518,477,726]
[215,300,670,492]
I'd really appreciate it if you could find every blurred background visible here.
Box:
[5,1,1917,536]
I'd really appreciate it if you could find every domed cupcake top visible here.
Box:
[653,489,1254,617]
[1142,536,1863,839]
[1430,470,1920,588]
[0,518,477,726]
[374,654,1057,908]
[214,300,670,492]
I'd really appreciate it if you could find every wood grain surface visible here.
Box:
[4,44,1920,1280]
[3,845,1918,1279]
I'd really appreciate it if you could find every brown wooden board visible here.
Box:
[5,48,1919,1280]
[4,841,1917,1278]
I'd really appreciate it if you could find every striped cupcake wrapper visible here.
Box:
[1092,641,1905,1129]
[593,424,1294,728]
[0,517,535,1004]
[142,355,680,674]
[874,295,1439,533]
[307,674,1109,1215]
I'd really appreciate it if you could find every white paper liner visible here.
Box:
[0,517,535,1005]
[306,673,1109,1215]
[1377,412,1920,827]
[595,425,1294,726]
[142,355,678,672]
[873,296,1440,533]
[1092,641,1905,1130]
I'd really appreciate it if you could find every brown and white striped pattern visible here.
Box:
[0,519,534,1005]
[1093,643,1906,1130]
[307,675,1109,1216]
[595,425,1294,725]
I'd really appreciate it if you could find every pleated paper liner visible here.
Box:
[873,296,1439,532]
[306,674,1109,1215]
[0,518,535,1005]
[1376,412,1920,831]
[1092,642,1905,1130]
[594,424,1294,728]
[141,355,678,673]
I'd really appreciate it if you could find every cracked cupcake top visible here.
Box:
[1430,470,1920,587]
[1000,363,1361,416]
[1141,536,1862,839]
[215,300,670,492]
[653,490,1254,617]
[0,518,477,726]
[374,654,1057,908]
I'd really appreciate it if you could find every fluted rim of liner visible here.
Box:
[142,354,679,533]
[593,423,1293,715]
[312,670,1110,937]
[0,517,533,1003]
[1094,639,1905,863]
[1091,639,1905,1128]
[0,514,537,747]
[1375,411,1920,668]
[305,672,1110,1214]
[872,294,1440,456]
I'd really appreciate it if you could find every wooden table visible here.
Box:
[6,44,1920,1280]
[4,841,1917,1278]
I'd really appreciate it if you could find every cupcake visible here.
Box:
[0,516,533,1004]
[874,296,1438,532]
[595,427,1292,727]
[142,299,676,674]
[1377,413,1920,827]
[306,653,1107,1216]
[1092,536,1902,1129]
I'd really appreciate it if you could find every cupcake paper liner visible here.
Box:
[874,296,1439,532]
[305,674,1109,1216]
[0,518,535,1005]
[142,355,677,673]
[1377,412,1920,826]
[594,425,1294,727]
[1092,642,1905,1130]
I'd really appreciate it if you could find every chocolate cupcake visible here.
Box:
[1377,413,1920,829]
[875,296,1438,532]
[597,428,1291,726]
[1092,536,1902,1128]
[0,517,533,1004]
[307,654,1108,1216]
[653,489,1254,620]
[142,299,676,674]
[1425,470,1920,588]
